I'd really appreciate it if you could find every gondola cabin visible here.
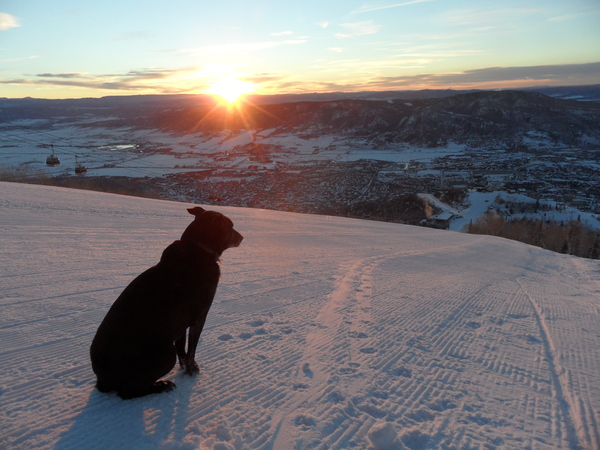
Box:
[45,146,60,167]
[74,155,87,175]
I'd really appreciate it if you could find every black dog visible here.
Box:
[90,207,243,399]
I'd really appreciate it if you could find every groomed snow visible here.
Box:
[1,182,599,450]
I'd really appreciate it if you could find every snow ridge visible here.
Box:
[1,182,599,450]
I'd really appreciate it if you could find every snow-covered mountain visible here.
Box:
[1,182,599,449]
[3,90,599,148]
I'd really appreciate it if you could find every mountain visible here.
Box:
[217,90,600,147]
[2,89,599,150]
[1,182,599,449]
[522,84,600,102]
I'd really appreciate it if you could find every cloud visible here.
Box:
[258,61,600,94]
[3,61,598,96]
[271,31,294,36]
[0,12,20,30]
[317,22,330,29]
[446,62,600,84]
[123,68,192,80]
[241,73,287,84]
[203,38,307,52]
[351,0,433,15]
[548,13,586,22]
[1,67,201,94]
[1,55,39,63]
[363,62,600,89]
[335,20,381,39]
[36,73,88,79]
[436,8,542,27]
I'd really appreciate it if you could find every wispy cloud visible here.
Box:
[436,8,542,27]
[1,55,39,63]
[317,22,330,29]
[3,62,598,96]
[36,72,89,79]
[1,67,201,94]
[0,12,20,30]
[203,39,307,52]
[548,13,586,22]
[335,20,381,39]
[314,57,438,72]
[362,62,600,89]
[351,0,433,15]
[270,31,294,36]
[260,61,600,94]
[241,73,287,85]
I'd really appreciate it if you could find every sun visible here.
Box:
[207,78,254,104]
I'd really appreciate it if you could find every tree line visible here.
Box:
[466,211,600,259]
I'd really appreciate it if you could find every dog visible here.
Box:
[90,207,243,399]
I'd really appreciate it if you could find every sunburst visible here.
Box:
[207,78,254,104]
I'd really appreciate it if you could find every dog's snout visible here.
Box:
[233,230,243,247]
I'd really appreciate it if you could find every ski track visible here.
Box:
[1,182,599,450]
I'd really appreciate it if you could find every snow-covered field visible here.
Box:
[0,121,467,178]
[1,182,599,450]
[434,191,600,233]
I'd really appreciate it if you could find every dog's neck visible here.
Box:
[182,239,221,262]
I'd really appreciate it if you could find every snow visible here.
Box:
[0,120,466,178]
[1,181,600,450]
[448,191,600,232]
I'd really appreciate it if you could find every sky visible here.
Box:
[1,0,599,99]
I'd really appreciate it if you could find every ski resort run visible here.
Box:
[1,182,599,449]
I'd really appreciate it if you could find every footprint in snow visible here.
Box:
[294,414,316,428]
[328,389,345,403]
[407,408,436,422]
[360,347,377,354]
[302,363,313,378]
[428,398,457,411]
[390,366,412,378]
[349,331,368,339]
[525,334,542,344]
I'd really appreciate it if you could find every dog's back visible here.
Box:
[90,240,220,397]
[90,207,242,399]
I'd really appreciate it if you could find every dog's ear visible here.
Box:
[187,207,206,217]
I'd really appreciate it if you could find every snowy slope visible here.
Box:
[1,182,599,450]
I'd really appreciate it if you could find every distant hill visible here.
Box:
[145,90,600,148]
[2,88,599,148]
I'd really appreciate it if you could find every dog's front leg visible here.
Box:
[183,316,207,375]
[175,333,187,369]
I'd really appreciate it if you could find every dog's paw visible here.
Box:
[153,380,176,394]
[184,361,200,375]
